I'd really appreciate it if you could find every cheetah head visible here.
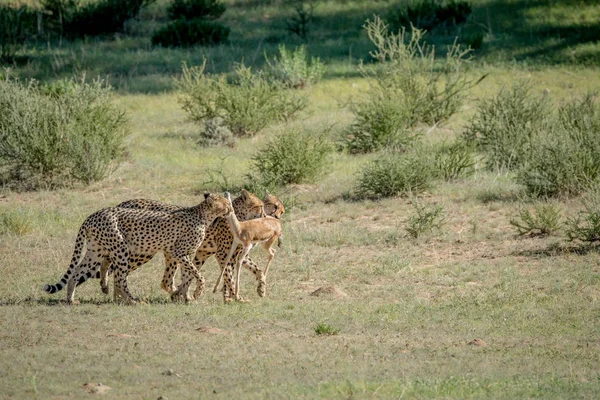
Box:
[263,190,285,219]
[233,189,266,221]
[203,192,233,219]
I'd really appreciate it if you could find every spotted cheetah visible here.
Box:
[43,193,232,304]
[109,189,268,299]
[118,190,285,302]
[63,189,278,301]
[113,190,284,302]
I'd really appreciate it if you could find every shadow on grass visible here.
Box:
[514,242,600,259]
[6,0,600,94]
[0,295,184,307]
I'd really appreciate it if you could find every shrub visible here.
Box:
[345,17,480,153]
[265,45,324,89]
[355,151,435,199]
[0,4,37,62]
[151,18,229,47]
[286,0,317,41]
[0,77,128,189]
[517,93,600,197]
[463,81,550,171]
[434,140,476,180]
[389,0,472,31]
[198,117,235,147]
[177,61,307,138]
[344,87,417,154]
[246,128,333,189]
[314,323,340,336]
[405,199,445,239]
[566,189,600,243]
[509,203,562,237]
[167,0,226,20]
[60,0,155,38]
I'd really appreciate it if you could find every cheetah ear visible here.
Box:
[204,192,210,200]
[241,189,249,199]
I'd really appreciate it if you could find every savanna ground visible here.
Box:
[1,0,600,398]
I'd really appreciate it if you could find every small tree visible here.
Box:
[0,4,37,62]
[345,16,482,153]
[153,0,229,47]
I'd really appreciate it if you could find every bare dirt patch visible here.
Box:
[196,326,227,334]
[310,286,348,298]
[82,383,111,395]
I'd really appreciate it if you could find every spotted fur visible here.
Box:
[43,193,232,304]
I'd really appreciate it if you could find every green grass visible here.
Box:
[0,0,599,398]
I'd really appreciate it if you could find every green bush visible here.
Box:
[0,4,37,62]
[405,199,445,239]
[346,17,480,153]
[344,87,417,154]
[434,140,476,180]
[355,151,435,199]
[389,0,472,31]
[314,323,340,336]
[42,0,154,38]
[464,81,550,171]
[286,0,317,41]
[510,203,562,237]
[246,128,333,189]
[151,18,229,47]
[0,77,128,189]
[566,189,600,243]
[72,0,153,38]
[177,61,307,138]
[517,93,600,197]
[265,45,324,89]
[167,0,226,20]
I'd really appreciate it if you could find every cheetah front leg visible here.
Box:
[110,245,136,305]
[171,254,202,303]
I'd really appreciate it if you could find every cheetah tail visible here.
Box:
[43,224,86,294]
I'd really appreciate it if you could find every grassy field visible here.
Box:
[1,0,600,398]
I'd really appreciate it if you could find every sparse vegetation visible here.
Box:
[517,93,600,198]
[464,81,550,171]
[177,61,307,139]
[246,127,333,190]
[345,17,478,154]
[0,77,128,189]
[566,189,600,243]
[434,140,476,180]
[355,151,434,199]
[314,322,340,336]
[265,45,325,89]
[510,203,562,237]
[405,199,445,239]
[0,209,32,236]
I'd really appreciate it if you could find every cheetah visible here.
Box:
[116,190,284,302]
[108,189,268,299]
[43,193,232,304]
[62,189,280,301]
